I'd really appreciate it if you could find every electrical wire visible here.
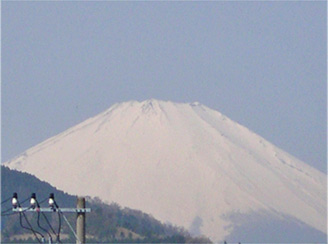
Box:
[37,197,48,205]
[36,199,56,242]
[37,210,53,242]
[1,205,36,216]
[54,204,62,243]
[49,198,62,243]
[1,196,12,204]
[41,212,57,237]
[19,211,44,243]
[3,194,88,243]
[1,207,14,215]
[17,199,45,243]
[60,210,80,244]
[1,211,18,217]
[2,207,29,216]
[3,196,59,242]
[1,196,31,215]
[37,197,58,236]
[18,197,30,205]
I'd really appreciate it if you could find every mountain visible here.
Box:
[3,99,327,242]
[1,166,211,243]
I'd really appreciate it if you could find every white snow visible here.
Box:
[4,99,327,241]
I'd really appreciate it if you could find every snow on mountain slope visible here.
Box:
[4,99,326,241]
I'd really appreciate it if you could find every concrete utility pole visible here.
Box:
[76,197,86,244]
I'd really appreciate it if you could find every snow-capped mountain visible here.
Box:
[4,99,326,241]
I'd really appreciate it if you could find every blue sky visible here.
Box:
[1,1,326,173]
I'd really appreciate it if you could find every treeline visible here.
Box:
[1,166,211,243]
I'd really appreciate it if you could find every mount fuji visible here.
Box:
[3,99,327,242]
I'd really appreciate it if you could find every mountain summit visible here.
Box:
[4,99,326,241]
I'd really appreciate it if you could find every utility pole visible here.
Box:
[76,197,86,244]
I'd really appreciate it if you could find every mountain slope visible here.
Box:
[3,99,327,241]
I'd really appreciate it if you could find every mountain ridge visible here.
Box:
[4,99,327,242]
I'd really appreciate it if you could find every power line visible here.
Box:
[37,208,53,242]
[1,207,14,215]
[18,197,30,205]
[36,198,56,239]
[1,196,31,215]
[19,209,44,243]
[1,196,12,204]
[1,211,18,217]
[38,197,49,205]
[41,211,58,237]
[49,193,62,243]
[15,194,45,243]
[60,210,81,244]
[33,196,58,239]
[2,205,33,216]
[6,193,90,243]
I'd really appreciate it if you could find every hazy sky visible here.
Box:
[2,1,326,173]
